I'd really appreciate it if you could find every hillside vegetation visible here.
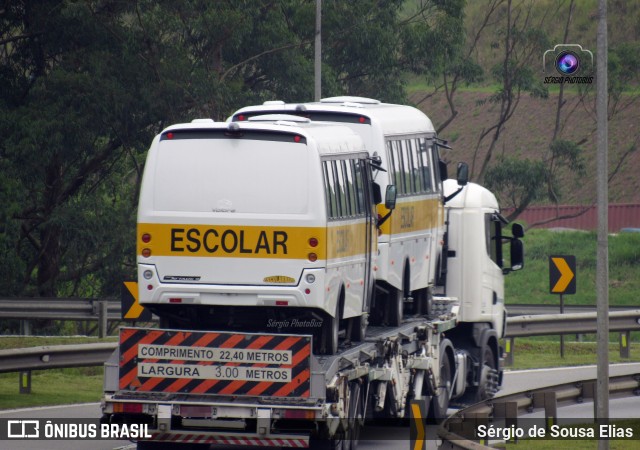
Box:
[407,0,640,207]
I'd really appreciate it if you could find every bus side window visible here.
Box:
[419,139,433,192]
[387,141,400,195]
[401,139,413,194]
[334,159,348,218]
[344,159,359,216]
[341,159,355,217]
[352,159,365,216]
[410,139,424,193]
[323,161,338,219]
[390,140,405,196]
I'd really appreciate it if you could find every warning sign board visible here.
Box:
[118,328,311,398]
[121,282,152,321]
[549,255,576,295]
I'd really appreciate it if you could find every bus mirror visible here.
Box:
[456,162,469,186]
[511,223,524,238]
[385,185,397,210]
[372,182,382,205]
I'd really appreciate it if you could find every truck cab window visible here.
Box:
[486,214,504,269]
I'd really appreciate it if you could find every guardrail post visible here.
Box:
[19,320,31,336]
[493,401,519,442]
[619,331,630,358]
[98,301,108,338]
[504,337,515,366]
[19,370,31,394]
[579,381,597,419]
[533,391,557,431]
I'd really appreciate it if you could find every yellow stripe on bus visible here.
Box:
[138,223,326,259]
[326,221,368,260]
[377,196,443,236]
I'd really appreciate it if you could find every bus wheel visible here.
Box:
[412,287,432,316]
[388,287,404,327]
[322,302,340,355]
[350,313,368,342]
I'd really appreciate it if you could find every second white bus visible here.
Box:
[232,98,445,326]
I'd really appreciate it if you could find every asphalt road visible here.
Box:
[1,363,639,450]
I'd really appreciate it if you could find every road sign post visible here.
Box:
[549,255,576,358]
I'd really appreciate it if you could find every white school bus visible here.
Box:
[136,116,382,354]
[232,98,445,326]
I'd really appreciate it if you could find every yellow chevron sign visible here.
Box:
[549,255,576,295]
[122,282,152,321]
[410,399,427,450]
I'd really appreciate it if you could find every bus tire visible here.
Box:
[350,313,368,342]
[322,301,340,355]
[388,287,403,327]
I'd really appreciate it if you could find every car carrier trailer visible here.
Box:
[102,298,459,449]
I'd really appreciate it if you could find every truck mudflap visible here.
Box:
[118,328,311,398]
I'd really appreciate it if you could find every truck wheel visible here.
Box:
[476,346,498,401]
[321,302,340,355]
[428,343,452,422]
[346,381,363,450]
[388,287,403,327]
[349,313,368,342]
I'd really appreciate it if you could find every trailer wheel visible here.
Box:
[346,381,363,450]
[428,343,452,422]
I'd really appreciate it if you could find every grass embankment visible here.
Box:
[506,229,640,306]
[0,336,116,410]
[503,229,640,367]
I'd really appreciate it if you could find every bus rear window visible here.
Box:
[153,139,308,215]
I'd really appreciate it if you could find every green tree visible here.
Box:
[0,0,436,304]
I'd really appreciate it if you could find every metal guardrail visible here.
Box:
[506,310,640,337]
[0,342,117,374]
[0,297,121,321]
[438,373,640,449]
[506,304,638,316]
[1,297,636,324]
